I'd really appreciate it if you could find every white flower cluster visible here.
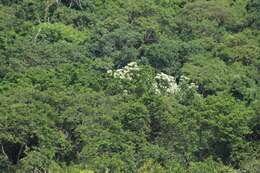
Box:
[108,62,179,95]
[153,72,179,95]
[107,62,140,80]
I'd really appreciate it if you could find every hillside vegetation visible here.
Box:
[0,0,259,172]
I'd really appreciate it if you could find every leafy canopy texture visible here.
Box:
[0,0,259,172]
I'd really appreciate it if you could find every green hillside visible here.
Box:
[0,0,259,172]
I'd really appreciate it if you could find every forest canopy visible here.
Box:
[0,0,259,172]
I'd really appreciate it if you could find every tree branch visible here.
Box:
[0,142,8,159]
[33,27,42,44]
[16,143,25,165]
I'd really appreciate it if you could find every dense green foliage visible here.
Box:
[0,0,259,172]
